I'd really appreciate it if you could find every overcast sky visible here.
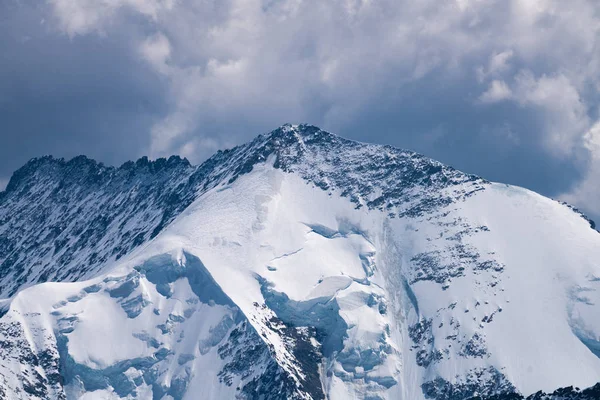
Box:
[1,0,600,219]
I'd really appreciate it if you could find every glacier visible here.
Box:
[0,124,599,399]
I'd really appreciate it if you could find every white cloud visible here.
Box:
[48,0,175,36]
[476,50,514,82]
[477,69,591,158]
[139,32,171,75]
[489,50,514,75]
[512,71,590,158]
[0,178,8,192]
[149,111,192,158]
[479,80,512,103]
[561,121,600,215]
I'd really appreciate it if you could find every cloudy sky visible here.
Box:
[1,0,600,218]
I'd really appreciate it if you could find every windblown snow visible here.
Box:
[0,124,599,399]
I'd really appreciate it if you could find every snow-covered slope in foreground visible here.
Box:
[1,125,600,399]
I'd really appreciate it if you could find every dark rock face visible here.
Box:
[467,383,600,400]
[218,317,324,400]
[0,318,65,399]
[422,367,517,400]
[0,155,196,297]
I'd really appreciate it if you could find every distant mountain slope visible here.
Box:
[0,124,598,399]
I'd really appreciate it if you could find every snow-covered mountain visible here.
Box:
[0,124,599,399]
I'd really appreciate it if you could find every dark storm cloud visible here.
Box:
[1,0,600,220]
[0,1,168,183]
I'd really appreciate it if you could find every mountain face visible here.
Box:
[0,124,599,400]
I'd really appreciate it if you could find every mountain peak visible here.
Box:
[233,124,486,217]
[271,123,324,136]
[1,125,600,399]
[262,123,341,150]
[3,155,106,194]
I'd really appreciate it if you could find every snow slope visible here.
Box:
[0,124,599,399]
